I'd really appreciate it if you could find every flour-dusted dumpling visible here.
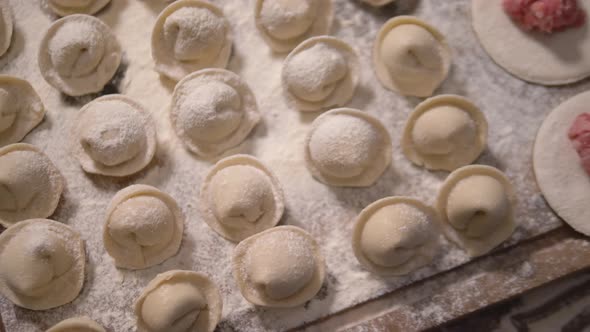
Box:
[373,16,451,97]
[305,108,392,187]
[0,219,85,310]
[47,317,106,332]
[402,95,488,171]
[0,76,46,147]
[152,0,232,81]
[437,165,516,257]
[170,68,260,157]
[0,144,64,228]
[104,185,184,269]
[282,36,360,112]
[200,154,284,242]
[38,14,121,96]
[352,197,440,276]
[233,226,325,307]
[47,0,111,17]
[0,0,12,57]
[73,95,157,177]
[135,270,222,332]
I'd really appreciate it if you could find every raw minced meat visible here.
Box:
[503,0,586,33]
[568,113,590,175]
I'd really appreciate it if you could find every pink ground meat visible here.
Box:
[503,0,586,33]
[568,113,590,175]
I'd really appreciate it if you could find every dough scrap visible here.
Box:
[47,0,111,17]
[0,0,12,57]
[47,317,106,332]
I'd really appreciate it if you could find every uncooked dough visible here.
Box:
[170,68,260,157]
[402,94,488,171]
[73,94,157,177]
[0,0,12,57]
[282,36,359,112]
[373,16,451,97]
[135,270,222,332]
[47,317,106,332]
[352,196,440,276]
[472,0,590,85]
[304,108,392,187]
[255,0,333,53]
[0,219,85,310]
[0,75,46,147]
[200,154,284,242]
[151,0,232,81]
[232,226,325,307]
[534,90,590,236]
[103,184,184,269]
[47,0,111,17]
[436,165,516,257]
[0,143,64,228]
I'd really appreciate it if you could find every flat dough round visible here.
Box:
[135,270,222,332]
[0,143,64,228]
[436,165,516,257]
[73,94,157,177]
[472,0,590,85]
[200,154,284,242]
[0,75,46,147]
[104,184,184,269]
[373,16,451,97]
[534,90,590,236]
[47,317,106,332]
[282,36,360,112]
[232,226,325,308]
[304,108,392,187]
[38,14,122,96]
[402,94,488,171]
[151,0,232,81]
[0,219,85,310]
[170,68,260,157]
[0,0,12,57]
[47,0,111,17]
[352,196,440,276]
[254,0,333,53]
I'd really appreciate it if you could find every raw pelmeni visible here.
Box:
[47,0,111,17]
[47,317,106,332]
[0,0,12,57]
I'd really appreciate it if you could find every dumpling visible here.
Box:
[151,0,232,81]
[104,184,184,269]
[436,165,516,257]
[352,197,440,276]
[47,0,111,17]
[38,14,122,96]
[0,144,64,228]
[305,108,392,187]
[135,270,222,332]
[232,226,325,308]
[402,95,488,171]
[170,68,260,157]
[73,94,157,177]
[200,154,284,242]
[373,16,451,97]
[282,36,359,112]
[255,0,333,53]
[0,218,85,310]
[0,0,12,57]
[47,317,105,332]
[361,0,395,6]
[0,76,46,147]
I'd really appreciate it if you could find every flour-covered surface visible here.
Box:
[0,0,582,331]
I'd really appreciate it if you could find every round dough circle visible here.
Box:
[472,0,590,85]
[47,0,111,17]
[282,36,360,112]
[402,94,488,171]
[47,317,106,332]
[0,75,46,147]
[534,90,590,236]
[304,108,392,187]
[73,94,157,177]
[151,0,233,81]
[232,225,325,308]
[104,184,184,269]
[372,16,451,97]
[436,165,516,257]
[200,154,285,242]
[170,68,260,157]
[0,143,64,228]
[0,218,85,310]
[254,0,333,53]
[0,0,13,57]
[135,270,222,332]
